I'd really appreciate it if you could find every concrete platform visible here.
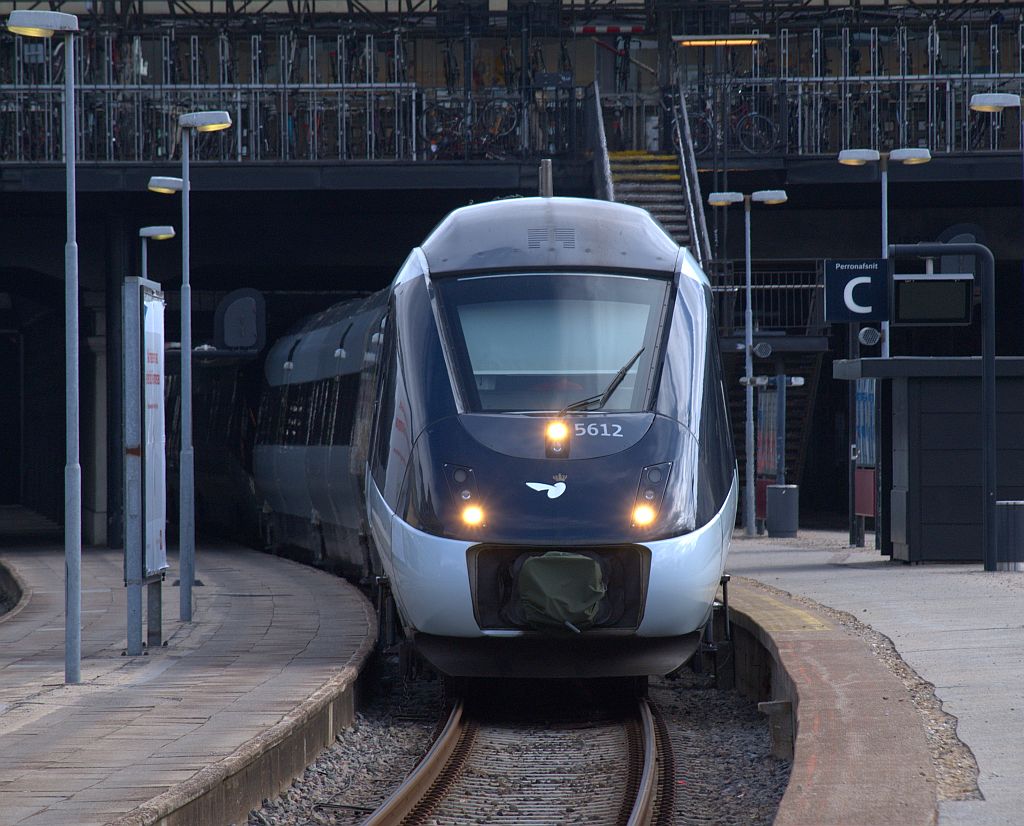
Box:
[0,544,375,826]
[730,529,1024,826]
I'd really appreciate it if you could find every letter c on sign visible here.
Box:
[843,276,873,314]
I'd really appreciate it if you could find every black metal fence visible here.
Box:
[710,260,825,337]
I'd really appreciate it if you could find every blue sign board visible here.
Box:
[824,259,890,322]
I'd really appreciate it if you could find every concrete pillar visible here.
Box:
[82,294,107,546]
[106,217,128,548]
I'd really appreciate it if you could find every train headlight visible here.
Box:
[462,505,485,526]
[445,464,486,530]
[545,419,570,458]
[632,463,672,528]
[546,420,569,441]
[632,504,656,526]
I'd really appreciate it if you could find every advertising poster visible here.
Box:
[143,290,168,575]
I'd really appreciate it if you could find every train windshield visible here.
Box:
[435,272,670,413]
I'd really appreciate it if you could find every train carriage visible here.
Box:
[254,196,737,677]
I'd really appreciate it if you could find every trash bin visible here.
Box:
[766,485,799,538]
[996,501,1024,572]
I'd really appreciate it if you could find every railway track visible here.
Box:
[364,695,675,825]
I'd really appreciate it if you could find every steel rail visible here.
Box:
[365,695,667,825]
[627,699,659,826]
[363,698,466,826]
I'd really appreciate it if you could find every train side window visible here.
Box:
[370,310,397,487]
[309,379,327,446]
[324,377,339,446]
[256,389,272,443]
[332,373,359,447]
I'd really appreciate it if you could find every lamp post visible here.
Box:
[966,93,1020,571]
[139,226,176,280]
[837,146,931,547]
[8,9,82,684]
[147,109,231,623]
[708,189,788,536]
[837,147,932,358]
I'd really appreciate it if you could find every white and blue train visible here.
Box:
[253,196,737,677]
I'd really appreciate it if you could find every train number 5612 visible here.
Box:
[574,423,623,437]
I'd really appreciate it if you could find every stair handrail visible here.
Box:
[673,82,712,269]
[587,80,615,202]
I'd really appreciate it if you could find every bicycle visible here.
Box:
[687,89,778,155]
[421,99,468,159]
[475,97,519,159]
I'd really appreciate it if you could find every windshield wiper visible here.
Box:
[560,347,645,415]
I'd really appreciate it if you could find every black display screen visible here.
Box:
[893,277,973,326]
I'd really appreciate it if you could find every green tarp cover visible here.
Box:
[517,551,608,631]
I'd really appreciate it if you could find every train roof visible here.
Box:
[419,197,688,278]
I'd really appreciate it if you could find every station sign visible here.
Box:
[824,259,890,323]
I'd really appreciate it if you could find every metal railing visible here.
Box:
[685,75,1023,158]
[671,84,711,270]
[0,83,586,162]
[592,76,1024,158]
[9,71,1022,162]
[711,260,825,337]
[585,80,614,201]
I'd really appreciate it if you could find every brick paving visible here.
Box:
[0,545,374,826]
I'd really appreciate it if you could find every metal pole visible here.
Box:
[849,325,860,546]
[891,242,997,570]
[539,158,553,196]
[775,370,786,485]
[880,156,890,357]
[141,237,148,279]
[876,155,889,550]
[744,196,755,536]
[64,29,81,686]
[179,128,195,622]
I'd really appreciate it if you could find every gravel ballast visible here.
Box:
[245,660,790,825]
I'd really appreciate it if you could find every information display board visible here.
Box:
[892,273,974,326]
[143,291,168,575]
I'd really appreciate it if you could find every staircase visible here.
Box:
[598,118,823,491]
[722,351,823,487]
[608,150,693,250]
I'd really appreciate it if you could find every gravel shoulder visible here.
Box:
[732,529,982,803]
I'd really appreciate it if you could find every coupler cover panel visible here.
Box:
[514,551,608,632]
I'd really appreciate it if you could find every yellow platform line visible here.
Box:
[729,588,831,633]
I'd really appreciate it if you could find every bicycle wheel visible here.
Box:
[421,104,463,159]
[736,113,777,154]
[480,100,518,139]
[689,115,713,155]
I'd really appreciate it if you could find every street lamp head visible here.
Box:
[838,148,881,166]
[707,191,744,207]
[969,93,1022,113]
[752,189,788,205]
[7,10,78,37]
[179,110,232,132]
[889,147,932,165]
[148,175,183,194]
[139,225,176,241]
